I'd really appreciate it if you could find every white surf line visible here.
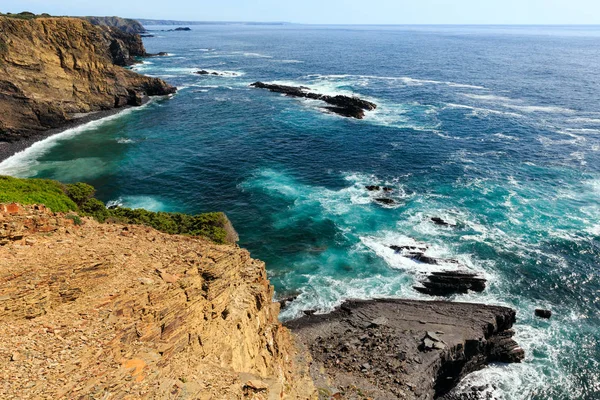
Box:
[0,101,154,177]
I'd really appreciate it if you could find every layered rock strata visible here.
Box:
[286,299,524,400]
[0,17,176,143]
[0,204,316,399]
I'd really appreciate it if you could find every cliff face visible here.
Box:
[0,17,175,143]
[0,204,316,399]
[82,16,147,34]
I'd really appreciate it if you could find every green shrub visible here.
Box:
[80,198,109,222]
[0,176,229,243]
[0,175,78,212]
[66,214,82,226]
[65,182,95,207]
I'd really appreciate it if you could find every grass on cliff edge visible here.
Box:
[0,176,229,244]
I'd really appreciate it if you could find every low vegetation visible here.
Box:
[0,175,230,243]
[0,12,51,20]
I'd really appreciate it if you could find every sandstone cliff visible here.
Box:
[0,204,316,399]
[0,17,175,143]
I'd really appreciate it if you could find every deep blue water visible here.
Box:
[1,25,599,399]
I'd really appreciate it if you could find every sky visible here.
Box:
[1,0,599,25]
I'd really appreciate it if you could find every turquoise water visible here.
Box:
[1,25,599,399]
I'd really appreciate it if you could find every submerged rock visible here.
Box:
[250,81,377,119]
[286,299,524,399]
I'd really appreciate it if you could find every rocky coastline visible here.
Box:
[0,16,175,148]
[0,14,529,400]
[286,299,524,400]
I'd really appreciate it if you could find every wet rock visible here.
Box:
[374,198,396,205]
[277,294,299,310]
[535,309,552,319]
[169,27,191,31]
[431,217,456,227]
[415,271,487,296]
[365,185,380,191]
[250,82,376,119]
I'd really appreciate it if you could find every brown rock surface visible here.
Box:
[0,204,316,399]
[0,17,176,143]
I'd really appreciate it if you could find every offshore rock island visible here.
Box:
[0,12,528,400]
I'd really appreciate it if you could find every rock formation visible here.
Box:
[82,16,147,34]
[250,82,377,119]
[415,271,487,296]
[286,299,524,400]
[0,16,176,144]
[0,203,316,399]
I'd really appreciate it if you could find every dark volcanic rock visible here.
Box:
[431,217,456,227]
[374,198,396,205]
[535,309,552,319]
[286,299,524,400]
[415,271,487,296]
[250,81,377,119]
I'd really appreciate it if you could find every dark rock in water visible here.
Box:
[415,271,487,296]
[250,81,376,119]
[157,52,168,56]
[286,299,524,399]
[366,185,394,192]
[535,309,552,319]
[276,294,299,310]
[431,217,456,227]
[195,70,224,76]
[169,27,191,31]
[390,244,428,253]
[140,34,155,38]
[374,198,396,205]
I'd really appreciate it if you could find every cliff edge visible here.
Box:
[0,16,175,143]
[0,204,316,399]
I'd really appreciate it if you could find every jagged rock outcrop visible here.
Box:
[0,16,176,143]
[250,82,377,119]
[0,204,316,399]
[415,271,487,296]
[82,16,147,34]
[286,299,524,400]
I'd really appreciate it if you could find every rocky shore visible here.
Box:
[0,16,175,146]
[286,299,524,400]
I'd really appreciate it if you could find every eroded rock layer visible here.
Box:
[286,299,524,400]
[0,204,315,399]
[0,17,176,143]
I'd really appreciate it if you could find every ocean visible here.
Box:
[0,24,599,399]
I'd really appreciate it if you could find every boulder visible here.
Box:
[535,309,552,319]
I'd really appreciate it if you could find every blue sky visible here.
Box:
[2,0,598,24]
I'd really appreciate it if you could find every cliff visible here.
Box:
[82,16,147,34]
[0,203,316,399]
[0,16,175,143]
